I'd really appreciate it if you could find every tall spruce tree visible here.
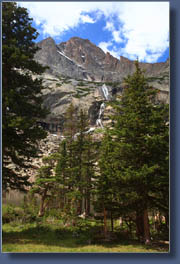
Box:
[75,110,96,215]
[2,2,48,191]
[97,131,119,236]
[55,104,79,216]
[31,155,57,217]
[98,61,169,243]
[55,106,96,216]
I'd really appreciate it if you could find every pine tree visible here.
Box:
[55,140,70,211]
[74,110,96,215]
[2,2,48,191]
[99,61,169,242]
[55,106,96,217]
[55,104,79,217]
[31,155,57,217]
[82,133,97,216]
[97,131,118,236]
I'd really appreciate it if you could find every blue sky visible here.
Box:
[19,2,169,63]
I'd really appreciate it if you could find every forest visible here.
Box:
[2,2,169,253]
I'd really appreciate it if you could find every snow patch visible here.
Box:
[57,50,85,69]
[57,50,73,62]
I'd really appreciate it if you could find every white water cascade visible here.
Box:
[96,102,105,128]
[74,84,109,136]
[74,127,96,139]
[101,84,109,100]
[84,127,96,134]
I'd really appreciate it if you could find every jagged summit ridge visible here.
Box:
[35,36,169,83]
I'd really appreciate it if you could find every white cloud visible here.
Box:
[117,2,169,62]
[101,2,169,62]
[104,21,114,31]
[18,2,169,63]
[98,41,112,53]
[18,2,114,36]
[112,31,123,43]
[104,21,124,44]
[80,15,95,24]
[98,41,119,58]
[18,2,100,36]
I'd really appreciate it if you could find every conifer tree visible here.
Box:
[82,133,97,216]
[2,2,48,191]
[31,155,57,217]
[98,61,169,243]
[55,104,79,215]
[55,106,96,216]
[55,140,70,211]
[97,131,118,235]
[74,110,96,215]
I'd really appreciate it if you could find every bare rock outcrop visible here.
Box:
[34,36,169,129]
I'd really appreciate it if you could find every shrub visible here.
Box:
[2,204,24,223]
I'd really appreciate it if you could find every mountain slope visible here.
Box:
[34,36,169,131]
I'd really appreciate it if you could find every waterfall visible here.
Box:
[101,84,109,100]
[96,118,103,128]
[96,102,105,128]
[95,84,110,128]
[84,127,96,134]
[74,127,95,139]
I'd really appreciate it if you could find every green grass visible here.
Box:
[2,222,169,253]
[56,82,62,87]
[147,74,169,84]
[77,81,87,86]
[73,85,95,98]
[46,78,58,82]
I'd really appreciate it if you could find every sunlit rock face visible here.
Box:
[35,36,169,83]
[34,36,169,130]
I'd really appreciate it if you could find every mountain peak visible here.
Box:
[39,37,55,45]
[68,36,93,44]
[35,36,169,83]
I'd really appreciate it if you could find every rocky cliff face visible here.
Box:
[34,36,169,130]
[35,36,169,83]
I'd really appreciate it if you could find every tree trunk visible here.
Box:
[38,197,46,217]
[38,189,47,217]
[136,212,144,241]
[77,198,83,215]
[111,211,114,232]
[143,209,151,244]
[165,212,169,229]
[86,190,91,216]
[103,206,108,237]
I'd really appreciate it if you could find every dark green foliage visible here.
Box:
[31,155,58,217]
[96,132,118,210]
[32,155,57,193]
[97,61,169,240]
[2,2,48,191]
[2,201,37,224]
[74,84,95,98]
[56,82,62,87]
[77,81,87,86]
[2,204,19,223]
[55,105,96,216]
[147,72,169,84]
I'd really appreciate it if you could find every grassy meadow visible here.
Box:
[2,205,169,253]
